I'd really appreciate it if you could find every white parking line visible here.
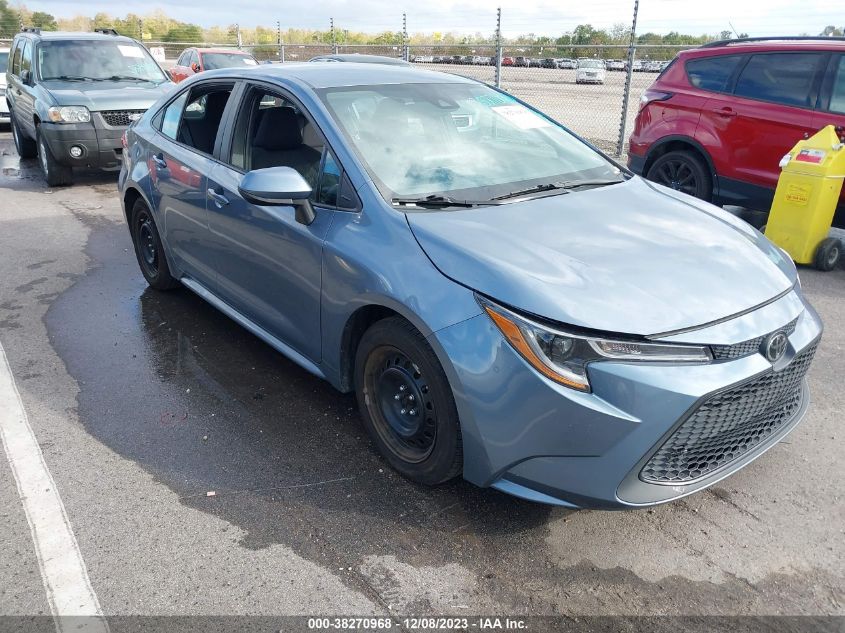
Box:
[0,341,108,633]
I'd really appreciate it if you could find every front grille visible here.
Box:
[101,110,145,127]
[711,317,799,360]
[640,342,817,484]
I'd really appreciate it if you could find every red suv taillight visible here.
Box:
[639,90,673,110]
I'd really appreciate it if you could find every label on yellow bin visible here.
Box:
[795,149,827,164]
[784,183,811,206]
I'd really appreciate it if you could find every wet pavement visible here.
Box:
[0,127,843,624]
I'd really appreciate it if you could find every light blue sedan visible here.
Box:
[119,63,822,507]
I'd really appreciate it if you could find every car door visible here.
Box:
[147,81,239,290]
[9,39,37,138]
[814,53,845,221]
[698,52,825,197]
[205,85,340,362]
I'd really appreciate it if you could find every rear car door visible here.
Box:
[147,81,238,289]
[814,53,845,224]
[698,52,825,203]
[205,85,341,362]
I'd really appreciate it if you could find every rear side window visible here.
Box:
[11,40,23,76]
[161,92,188,140]
[685,55,742,92]
[828,56,845,115]
[734,53,823,108]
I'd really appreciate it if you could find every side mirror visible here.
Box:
[238,166,316,225]
[190,62,201,73]
[20,69,31,84]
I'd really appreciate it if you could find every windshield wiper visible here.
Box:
[392,194,483,209]
[491,177,626,201]
[95,76,153,82]
[41,75,93,81]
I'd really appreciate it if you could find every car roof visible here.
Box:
[680,37,845,58]
[195,48,254,55]
[309,54,411,66]
[16,30,138,43]
[201,62,476,89]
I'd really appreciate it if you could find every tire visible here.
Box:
[129,198,180,290]
[36,127,73,187]
[646,150,712,202]
[11,112,37,159]
[354,317,462,485]
[814,237,842,272]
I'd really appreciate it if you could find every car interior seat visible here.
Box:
[251,106,321,187]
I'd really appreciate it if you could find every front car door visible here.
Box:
[169,50,192,83]
[697,51,825,208]
[147,81,239,289]
[8,39,37,139]
[205,84,344,363]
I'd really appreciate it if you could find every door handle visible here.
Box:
[152,154,167,169]
[207,187,230,207]
[713,107,737,118]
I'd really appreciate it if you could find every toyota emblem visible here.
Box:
[763,332,788,363]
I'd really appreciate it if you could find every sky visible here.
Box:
[15,0,845,36]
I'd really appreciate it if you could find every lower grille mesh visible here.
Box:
[641,342,817,484]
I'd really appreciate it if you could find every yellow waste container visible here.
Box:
[765,125,845,271]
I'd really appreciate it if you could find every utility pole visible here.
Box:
[616,0,639,157]
[277,20,283,62]
[138,18,143,41]
[495,7,502,88]
[331,18,338,54]
[402,13,409,62]
[235,23,242,49]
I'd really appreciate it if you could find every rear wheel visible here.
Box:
[129,198,180,290]
[37,128,73,187]
[11,112,37,159]
[646,150,712,202]
[355,317,462,486]
[814,237,842,271]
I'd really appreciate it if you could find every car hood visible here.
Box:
[406,177,796,336]
[43,81,173,111]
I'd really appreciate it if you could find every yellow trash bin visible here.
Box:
[764,125,845,271]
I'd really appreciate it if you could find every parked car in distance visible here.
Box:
[472,55,488,65]
[628,36,845,226]
[557,58,577,69]
[502,56,515,66]
[0,46,9,123]
[309,53,411,67]
[541,58,557,69]
[514,56,530,67]
[606,59,625,71]
[576,58,606,84]
[631,59,647,71]
[120,62,821,509]
[170,48,258,83]
[413,55,434,63]
[5,28,172,186]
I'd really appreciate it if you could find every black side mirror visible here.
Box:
[238,166,316,225]
[20,69,31,84]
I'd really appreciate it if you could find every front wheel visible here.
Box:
[11,112,37,159]
[37,128,73,187]
[814,237,842,271]
[646,150,712,202]
[355,317,462,485]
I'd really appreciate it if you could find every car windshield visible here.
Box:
[320,82,621,202]
[579,60,603,69]
[38,40,167,82]
[201,52,258,70]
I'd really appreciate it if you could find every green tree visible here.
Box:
[30,11,58,31]
[0,0,21,38]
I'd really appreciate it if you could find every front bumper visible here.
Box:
[432,289,822,508]
[39,111,131,170]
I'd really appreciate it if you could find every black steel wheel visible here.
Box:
[130,198,179,290]
[355,317,462,485]
[646,150,712,201]
[36,127,73,187]
[814,237,842,272]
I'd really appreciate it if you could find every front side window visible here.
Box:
[20,41,32,74]
[320,82,620,202]
[38,40,168,83]
[160,85,233,154]
[685,54,742,92]
[734,53,823,108]
[828,55,845,115]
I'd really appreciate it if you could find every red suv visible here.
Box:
[169,48,259,83]
[629,37,845,224]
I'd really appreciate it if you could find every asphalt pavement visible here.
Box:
[0,128,842,631]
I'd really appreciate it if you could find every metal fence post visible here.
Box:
[277,21,282,61]
[402,13,409,62]
[331,18,338,54]
[236,23,242,49]
[495,7,502,88]
[615,0,640,157]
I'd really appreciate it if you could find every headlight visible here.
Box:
[47,106,91,123]
[478,296,711,392]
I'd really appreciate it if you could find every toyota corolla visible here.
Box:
[118,63,822,508]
